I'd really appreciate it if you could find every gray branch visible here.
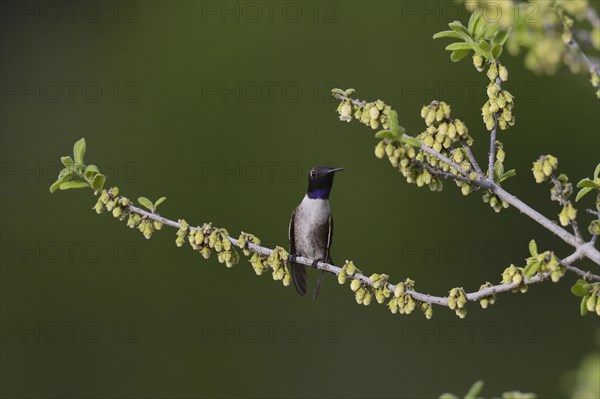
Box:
[122,203,600,311]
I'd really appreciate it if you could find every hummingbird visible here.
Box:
[288,165,344,298]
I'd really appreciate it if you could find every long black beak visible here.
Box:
[328,167,344,174]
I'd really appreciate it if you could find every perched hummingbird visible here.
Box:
[288,165,344,298]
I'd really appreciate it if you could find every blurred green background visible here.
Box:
[1,1,599,398]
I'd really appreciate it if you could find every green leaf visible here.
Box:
[331,88,345,95]
[594,163,600,178]
[575,187,593,202]
[524,262,540,280]
[499,169,516,183]
[529,239,538,257]
[49,174,71,193]
[448,21,470,39]
[84,164,100,180]
[73,138,86,165]
[61,156,75,169]
[468,9,482,35]
[580,295,589,316]
[445,42,473,51]
[477,40,492,58]
[58,168,72,180]
[571,282,588,297]
[91,174,105,192]
[439,394,459,399]
[576,178,598,188]
[491,28,511,46]
[343,88,355,96]
[465,380,484,399]
[491,44,503,59]
[433,30,464,40]
[138,197,154,211]
[154,197,167,208]
[59,181,89,190]
[375,130,396,140]
[400,135,421,148]
[387,110,399,135]
[450,49,470,62]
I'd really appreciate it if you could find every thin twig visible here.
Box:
[122,203,599,311]
[461,139,484,177]
[330,92,600,265]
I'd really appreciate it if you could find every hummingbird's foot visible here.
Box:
[288,254,298,263]
[311,259,323,269]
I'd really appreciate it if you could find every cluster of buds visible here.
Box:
[531,155,558,183]
[421,302,433,319]
[350,278,372,306]
[524,249,564,283]
[482,77,514,131]
[369,273,392,304]
[337,260,359,285]
[420,101,470,145]
[94,187,162,239]
[482,191,509,213]
[337,96,392,130]
[207,228,239,268]
[267,247,291,285]
[502,265,527,292]
[188,223,213,258]
[478,282,496,309]
[448,287,467,318]
[558,202,577,227]
[175,219,189,247]
[237,232,261,256]
[388,278,417,315]
[249,253,270,276]
[550,174,572,203]
[138,217,161,240]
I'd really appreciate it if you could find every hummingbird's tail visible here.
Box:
[291,262,308,296]
[312,270,325,299]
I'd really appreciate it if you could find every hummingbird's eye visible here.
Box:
[310,171,316,177]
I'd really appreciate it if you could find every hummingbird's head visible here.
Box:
[306,165,344,199]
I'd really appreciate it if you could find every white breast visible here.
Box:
[297,195,330,224]
[293,195,331,260]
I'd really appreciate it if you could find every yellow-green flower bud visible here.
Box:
[94,199,104,214]
[499,65,508,81]
[375,141,385,159]
[112,207,122,218]
[369,106,380,120]
[338,272,347,285]
[143,223,153,240]
[480,298,489,309]
[389,298,398,314]
[153,220,163,230]
[586,294,596,312]
[363,291,372,306]
[473,54,484,71]
[426,108,436,126]
[350,279,361,292]
[394,284,404,298]
[487,63,498,80]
